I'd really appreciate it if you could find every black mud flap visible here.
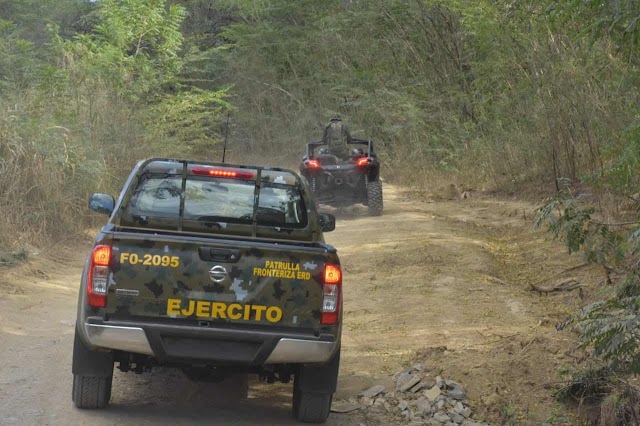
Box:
[72,326,114,377]
[296,347,340,394]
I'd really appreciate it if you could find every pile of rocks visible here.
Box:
[356,364,489,425]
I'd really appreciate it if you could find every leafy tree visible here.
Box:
[0,0,231,251]
[54,0,187,100]
[52,0,230,156]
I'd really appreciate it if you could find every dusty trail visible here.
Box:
[0,186,581,425]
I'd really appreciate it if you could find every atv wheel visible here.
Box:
[366,180,383,216]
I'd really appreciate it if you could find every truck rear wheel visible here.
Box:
[293,388,333,423]
[72,374,112,409]
[366,180,383,216]
[292,348,340,423]
[72,328,114,409]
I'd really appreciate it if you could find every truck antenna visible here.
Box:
[222,113,230,163]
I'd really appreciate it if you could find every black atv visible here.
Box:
[300,138,383,216]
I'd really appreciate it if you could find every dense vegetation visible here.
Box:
[2,0,637,241]
[1,0,639,420]
[0,0,229,253]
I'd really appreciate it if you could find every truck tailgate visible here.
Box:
[107,235,327,330]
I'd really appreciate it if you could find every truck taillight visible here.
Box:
[321,264,342,325]
[88,245,111,308]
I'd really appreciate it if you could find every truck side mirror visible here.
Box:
[319,213,336,232]
[89,193,115,215]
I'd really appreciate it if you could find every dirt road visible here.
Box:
[0,186,585,425]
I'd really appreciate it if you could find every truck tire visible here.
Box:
[292,349,340,423]
[293,389,332,423]
[366,180,383,216]
[72,374,112,409]
[72,327,114,409]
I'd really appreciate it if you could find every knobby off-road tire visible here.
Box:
[72,374,112,409]
[366,180,383,216]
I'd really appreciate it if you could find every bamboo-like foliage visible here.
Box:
[0,0,230,256]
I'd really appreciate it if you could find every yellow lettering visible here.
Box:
[254,261,302,279]
[120,253,129,264]
[181,300,195,316]
[196,301,211,317]
[252,305,267,321]
[167,298,181,315]
[266,307,283,323]
[297,271,311,280]
[171,299,285,322]
[212,302,227,319]
[227,303,242,320]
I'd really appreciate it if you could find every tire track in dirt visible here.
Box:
[328,187,584,424]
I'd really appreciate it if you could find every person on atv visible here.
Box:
[322,115,352,160]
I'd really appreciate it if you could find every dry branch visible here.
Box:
[486,276,508,285]
[530,277,583,294]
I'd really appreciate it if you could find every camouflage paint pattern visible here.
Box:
[79,159,340,335]
[91,159,339,332]
[106,236,337,329]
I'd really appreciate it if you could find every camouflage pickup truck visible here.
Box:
[72,159,341,423]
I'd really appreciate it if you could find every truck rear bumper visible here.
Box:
[263,338,336,363]
[85,323,154,355]
[84,320,338,365]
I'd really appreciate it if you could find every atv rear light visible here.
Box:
[191,167,255,179]
[88,245,111,308]
[356,158,370,167]
[306,160,320,169]
[321,264,342,325]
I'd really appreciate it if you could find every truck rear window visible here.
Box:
[125,175,307,228]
